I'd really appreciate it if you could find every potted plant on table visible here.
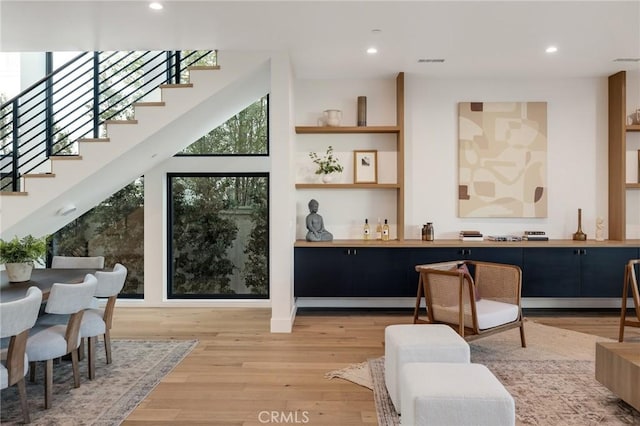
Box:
[309,145,344,183]
[0,235,47,282]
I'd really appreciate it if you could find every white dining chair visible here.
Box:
[1,286,43,423]
[26,274,97,409]
[51,255,105,269]
[80,263,128,379]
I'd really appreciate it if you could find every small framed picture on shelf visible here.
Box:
[353,150,378,184]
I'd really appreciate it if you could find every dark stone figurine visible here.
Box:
[305,199,333,242]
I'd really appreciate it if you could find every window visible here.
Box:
[177,96,268,155]
[48,178,144,298]
[167,173,268,298]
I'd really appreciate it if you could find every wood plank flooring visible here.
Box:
[110,308,640,425]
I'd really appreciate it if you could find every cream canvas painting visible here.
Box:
[458,102,547,218]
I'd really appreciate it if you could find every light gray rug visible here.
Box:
[1,339,197,425]
[327,322,640,425]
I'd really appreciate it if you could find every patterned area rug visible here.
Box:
[1,339,197,425]
[326,321,640,425]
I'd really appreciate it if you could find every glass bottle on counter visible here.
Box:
[426,222,434,241]
[363,218,370,240]
[376,218,382,240]
[382,219,390,241]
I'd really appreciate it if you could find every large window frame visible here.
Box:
[166,172,270,299]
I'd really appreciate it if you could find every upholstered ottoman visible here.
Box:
[400,362,515,426]
[385,324,470,413]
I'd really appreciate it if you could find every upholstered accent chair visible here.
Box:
[1,287,43,423]
[51,255,105,269]
[26,274,97,409]
[80,263,128,379]
[619,259,640,342]
[414,260,526,347]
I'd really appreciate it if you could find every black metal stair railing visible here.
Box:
[0,50,217,192]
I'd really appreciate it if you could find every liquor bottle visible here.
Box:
[382,219,390,241]
[376,218,382,240]
[363,218,370,240]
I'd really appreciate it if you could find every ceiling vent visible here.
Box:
[418,59,445,63]
[613,58,640,62]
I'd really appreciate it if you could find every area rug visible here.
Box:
[326,321,640,425]
[1,339,197,425]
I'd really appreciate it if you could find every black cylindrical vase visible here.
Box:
[357,96,367,127]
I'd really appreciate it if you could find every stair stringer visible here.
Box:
[0,51,271,239]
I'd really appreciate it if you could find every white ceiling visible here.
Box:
[1,0,639,79]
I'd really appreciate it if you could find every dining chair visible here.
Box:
[80,263,128,379]
[51,255,105,269]
[619,259,640,342]
[0,286,43,423]
[26,274,97,409]
[414,260,526,347]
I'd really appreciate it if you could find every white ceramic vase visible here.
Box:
[5,262,34,282]
[322,174,334,183]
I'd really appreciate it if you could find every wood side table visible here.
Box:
[595,341,640,411]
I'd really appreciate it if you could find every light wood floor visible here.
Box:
[111,308,640,425]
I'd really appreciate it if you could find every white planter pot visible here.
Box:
[5,262,34,282]
[322,174,334,183]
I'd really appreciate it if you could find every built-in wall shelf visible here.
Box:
[295,183,400,189]
[627,125,640,132]
[295,126,400,134]
[626,183,640,189]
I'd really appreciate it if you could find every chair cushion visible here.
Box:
[26,325,80,362]
[80,309,106,337]
[432,299,519,330]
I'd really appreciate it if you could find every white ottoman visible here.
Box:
[400,362,515,426]
[385,324,470,413]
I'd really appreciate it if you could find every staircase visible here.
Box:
[0,51,271,239]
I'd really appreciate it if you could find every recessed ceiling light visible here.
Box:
[371,29,382,34]
[367,47,378,55]
[149,2,163,10]
[418,59,445,63]
[545,46,558,54]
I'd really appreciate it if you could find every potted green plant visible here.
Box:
[0,235,47,282]
[309,145,344,183]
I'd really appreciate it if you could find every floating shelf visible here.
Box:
[626,183,640,189]
[295,183,400,189]
[626,125,640,132]
[295,126,400,134]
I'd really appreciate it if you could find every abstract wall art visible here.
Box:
[458,101,547,218]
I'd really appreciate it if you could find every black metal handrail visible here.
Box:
[0,50,217,191]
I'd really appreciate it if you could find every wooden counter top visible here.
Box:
[294,239,640,248]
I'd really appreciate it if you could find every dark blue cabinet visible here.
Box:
[523,247,639,297]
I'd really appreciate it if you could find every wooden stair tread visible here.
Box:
[23,173,56,178]
[0,191,28,196]
[133,101,166,107]
[50,155,83,160]
[104,119,138,125]
[79,138,110,142]
[159,83,194,89]
[187,65,221,71]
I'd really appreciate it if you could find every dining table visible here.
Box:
[0,268,98,302]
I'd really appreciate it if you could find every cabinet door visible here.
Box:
[522,248,581,297]
[580,247,639,297]
[351,248,412,297]
[294,247,351,297]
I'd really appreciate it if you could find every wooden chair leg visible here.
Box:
[17,378,30,423]
[29,361,36,382]
[78,337,85,361]
[44,359,53,409]
[104,330,112,364]
[88,336,96,380]
[71,349,81,388]
[619,266,630,342]
[519,323,527,348]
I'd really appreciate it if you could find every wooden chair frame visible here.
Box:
[619,259,640,342]
[413,260,526,347]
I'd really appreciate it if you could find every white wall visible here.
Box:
[294,74,614,240]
